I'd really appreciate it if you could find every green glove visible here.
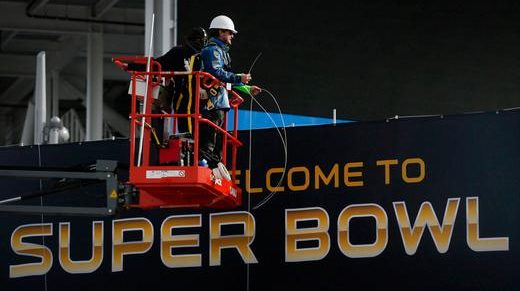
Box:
[233,84,252,95]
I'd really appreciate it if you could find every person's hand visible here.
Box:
[250,85,262,96]
[240,73,252,84]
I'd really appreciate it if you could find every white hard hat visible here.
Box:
[209,15,237,34]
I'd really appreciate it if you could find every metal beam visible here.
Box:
[0,53,36,77]
[0,35,83,106]
[3,38,63,54]
[0,34,84,141]
[34,51,46,144]
[20,101,34,145]
[0,2,144,35]
[0,78,34,103]
[145,0,153,55]
[27,0,50,15]
[0,35,85,76]
[0,205,113,216]
[62,58,129,81]
[0,168,109,179]
[0,160,119,216]
[51,70,59,117]
[159,0,173,55]
[0,33,142,78]
[46,35,85,71]
[144,0,177,55]
[1,31,17,51]
[60,78,86,100]
[61,78,129,136]
[93,0,119,18]
[86,31,104,141]
[0,78,34,145]
[102,33,144,55]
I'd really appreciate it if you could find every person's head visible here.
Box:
[209,15,237,45]
[184,27,208,52]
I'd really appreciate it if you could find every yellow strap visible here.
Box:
[144,122,162,147]
[151,127,162,147]
[187,55,196,134]
[138,121,163,147]
[175,92,184,111]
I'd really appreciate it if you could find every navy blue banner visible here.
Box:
[1,111,519,290]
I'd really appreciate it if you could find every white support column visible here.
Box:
[21,101,35,145]
[51,70,59,117]
[34,51,46,144]
[172,0,177,47]
[145,0,154,55]
[145,0,177,56]
[86,31,104,141]
[159,0,175,54]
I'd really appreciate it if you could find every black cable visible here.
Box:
[0,179,103,205]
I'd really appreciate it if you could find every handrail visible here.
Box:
[114,55,245,172]
[132,113,243,147]
[113,56,244,107]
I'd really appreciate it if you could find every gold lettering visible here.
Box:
[376,159,398,185]
[288,167,310,191]
[344,162,364,187]
[233,169,241,185]
[393,199,459,255]
[314,164,339,189]
[161,215,202,268]
[266,167,285,192]
[10,223,53,278]
[59,222,104,274]
[245,169,263,194]
[402,158,425,183]
[466,197,509,252]
[337,204,387,258]
[210,212,258,266]
[285,207,330,262]
[112,218,154,272]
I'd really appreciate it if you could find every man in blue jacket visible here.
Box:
[200,15,261,172]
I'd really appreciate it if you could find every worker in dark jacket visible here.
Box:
[127,27,207,135]
[200,15,261,171]
[156,27,206,135]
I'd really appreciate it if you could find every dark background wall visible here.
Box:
[178,1,520,121]
[1,110,520,290]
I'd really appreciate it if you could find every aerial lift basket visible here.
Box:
[114,56,244,209]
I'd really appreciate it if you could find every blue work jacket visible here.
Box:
[200,37,243,110]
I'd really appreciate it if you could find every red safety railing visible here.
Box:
[113,56,244,182]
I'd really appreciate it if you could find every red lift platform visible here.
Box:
[113,56,244,209]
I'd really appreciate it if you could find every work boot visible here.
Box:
[216,162,231,181]
[211,163,231,181]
